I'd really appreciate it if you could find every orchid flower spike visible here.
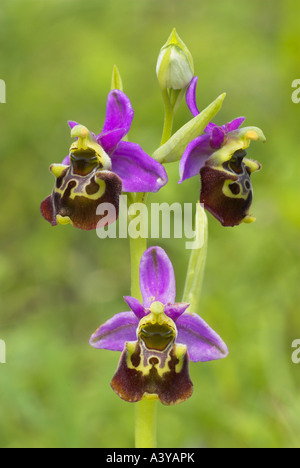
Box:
[90,246,228,405]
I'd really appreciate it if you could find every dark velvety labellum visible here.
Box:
[200,146,255,226]
[40,195,56,225]
[200,165,252,227]
[111,342,193,406]
[41,167,122,230]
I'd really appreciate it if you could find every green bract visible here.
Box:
[152,93,226,164]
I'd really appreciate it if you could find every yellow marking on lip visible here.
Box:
[81,178,106,200]
[222,180,249,200]
[125,341,173,378]
[174,344,187,373]
[54,177,106,201]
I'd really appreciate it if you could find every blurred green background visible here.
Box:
[1,0,300,448]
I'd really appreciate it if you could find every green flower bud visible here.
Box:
[156,28,194,91]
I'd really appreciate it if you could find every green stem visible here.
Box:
[160,89,174,146]
[128,192,148,301]
[127,193,157,447]
[135,398,157,448]
[130,87,177,446]
[129,233,147,301]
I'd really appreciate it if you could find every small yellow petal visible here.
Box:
[244,158,262,173]
[50,164,68,178]
[56,215,72,226]
[242,215,256,224]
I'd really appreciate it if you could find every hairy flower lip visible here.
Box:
[179,75,265,226]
